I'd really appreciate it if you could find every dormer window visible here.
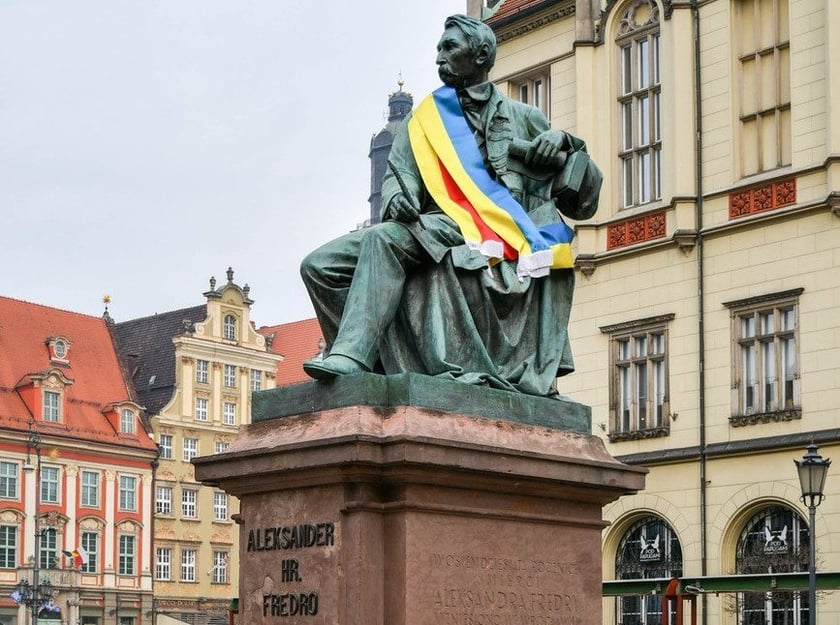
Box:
[120,409,135,435]
[43,391,61,422]
[46,336,72,364]
[223,314,237,341]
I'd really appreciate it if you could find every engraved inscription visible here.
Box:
[430,553,581,625]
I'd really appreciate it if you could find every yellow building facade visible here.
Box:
[113,270,282,624]
[471,0,840,623]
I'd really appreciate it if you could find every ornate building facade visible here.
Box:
[0,297,159,625]
[470,0,840,623]
[112,270,282,625]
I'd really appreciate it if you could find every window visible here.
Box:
[120,409,135,434]
[512,70,550,117]
[223,364,236,388]
[119,617,135,625]
[0,525,16,568]
[156,486,172,515]
[40,528,57,569]
[602,315,672,441]
[615,516,683,625]
[43,390,61,422]
[196,359,209,384]
[215,441,230,454]
[80,531,98,573]
[212,551,229,584]
[616,0,661,208]
[80,470,99,507]
[158,434,173,460]
[183,438,198,462]
[223,314,237,340]
[195,397,209,422]
[0,462,18,499]
[181,548,196,582]
[736,0,790,176]
[156,547,172,580]
[118,535,135,576]
[725,289,801,424]
[213,492,228,521]
[118,475,137,511]
[736,506,808,623]
[250,369,262,392]
[40,466,59,504]
[182,489,197,518]
[223,402,236,426]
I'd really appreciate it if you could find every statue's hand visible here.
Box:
[526,130,569,170]
[387,193,421,223]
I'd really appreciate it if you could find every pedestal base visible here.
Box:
[195,374,645,625]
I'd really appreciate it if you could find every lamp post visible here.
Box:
[12,420,57,625]
[794,442,831,625]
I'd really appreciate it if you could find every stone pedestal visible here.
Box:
[194,374,645,625]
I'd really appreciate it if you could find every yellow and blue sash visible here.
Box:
[407,85,574,276]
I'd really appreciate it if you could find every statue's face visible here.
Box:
[436,26,485,88]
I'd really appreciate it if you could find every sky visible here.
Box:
[1,0,464,326]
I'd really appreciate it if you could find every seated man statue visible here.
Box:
[300,13,601,397]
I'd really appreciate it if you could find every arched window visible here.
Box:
[736,505,808,624]
[616,0,662,208]
[223,314,237,341]
[615,515,683,624]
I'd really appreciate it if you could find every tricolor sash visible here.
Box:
[407,85,574,276]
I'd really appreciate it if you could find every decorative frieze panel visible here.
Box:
[607,211,666,249]
[728,178,796,219]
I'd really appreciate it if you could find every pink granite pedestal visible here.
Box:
[194,378,645,625]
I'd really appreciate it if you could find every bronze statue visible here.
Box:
[300,14,601,397]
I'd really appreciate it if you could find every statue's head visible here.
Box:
[437,14,497,89]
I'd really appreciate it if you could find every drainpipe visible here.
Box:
[690,1,709,624]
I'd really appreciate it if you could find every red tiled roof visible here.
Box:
[257,318,323,386]
[0,296,157,451]
[485,0,555,26]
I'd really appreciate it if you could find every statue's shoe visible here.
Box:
[303,354,368,380]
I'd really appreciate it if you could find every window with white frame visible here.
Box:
[80,470,99,507]
[223,402,236,426]
[181,548,196,582]
[215,441,230,454]
[223,314,237,341]
[736,0,791,176]
[616,0,661,208]
[156,486,172,515]
[512,69,550,117]
[158,434,173,460]
[213,492,228,521]
[118,475,137,511]
[0,462,18,499]
[602,314,672,442]
[223,364,236,388]
[40,528,58,569]
[250,369,262,392]
[183,437,198,462]
[156,547,172,580]
[120,408,135,434]
[40,466,59,504]
[212,551,229,584]
[43,390,61,422]
[196,359,209,384]
[182,489,197,518]
[0,525,16,568]
[118,534,135,575]
[195,397,209,422]
[80,531,98,573]
[725,289,802,424]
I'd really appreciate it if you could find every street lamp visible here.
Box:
[794,442,831,625]
[11,420,58,625]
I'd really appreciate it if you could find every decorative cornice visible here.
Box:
[729,409,802,428]
[722,287,804,310]
[494,5,575,42]
[609,425,670,443]
[600,313,675,335]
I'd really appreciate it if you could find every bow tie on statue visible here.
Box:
[457,83,493,114]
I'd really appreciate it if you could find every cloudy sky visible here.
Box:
[1,0,463,326]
